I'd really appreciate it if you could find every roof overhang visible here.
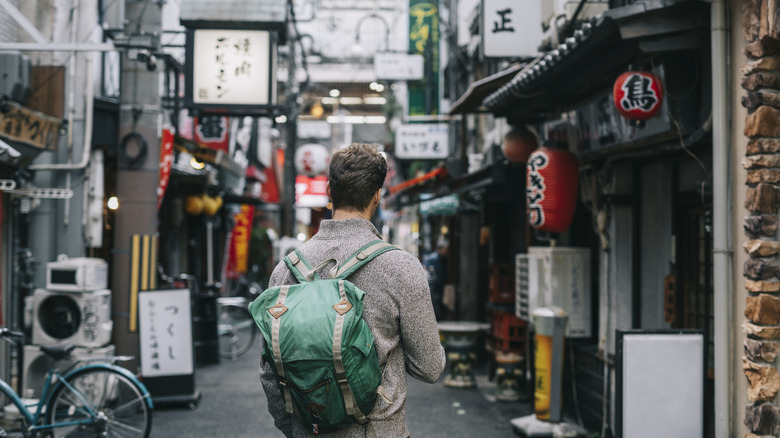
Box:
[447,63,525,115]
[481,0,710,122]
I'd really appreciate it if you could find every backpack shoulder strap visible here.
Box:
[332,240,399,279]
[285,249,338,282]
[284,249,317,283]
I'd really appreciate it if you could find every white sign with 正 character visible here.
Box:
[482,0,543,58]
[192,29,272,105]
[139,289,193,377]
[395,124,449,159]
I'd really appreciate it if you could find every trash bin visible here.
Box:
[533,306,567,422]
[192,292,220,365]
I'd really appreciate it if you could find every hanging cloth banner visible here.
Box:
[157,128,174,210]
[226,204,255,279]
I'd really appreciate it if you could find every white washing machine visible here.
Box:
[22,344,115,398]
[32,289,112,348]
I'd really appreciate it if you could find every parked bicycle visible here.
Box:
[0,328,153,437]
[217,279,261,361]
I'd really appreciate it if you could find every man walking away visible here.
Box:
[258,142,445,438]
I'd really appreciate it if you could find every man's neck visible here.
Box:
[332,209,372,221]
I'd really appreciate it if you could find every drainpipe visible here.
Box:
[708,0,730,437]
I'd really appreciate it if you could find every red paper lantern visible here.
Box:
[612,71,664,120]
[526,147,579,233]
[502,128,538,163]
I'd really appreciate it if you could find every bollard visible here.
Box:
[533,306,568,423]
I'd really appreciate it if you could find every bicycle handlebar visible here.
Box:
[0,328,24,339]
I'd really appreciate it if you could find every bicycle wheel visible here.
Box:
[46,367,152,438]
[218,303,257,360]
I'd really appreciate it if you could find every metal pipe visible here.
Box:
[708,0,731,436]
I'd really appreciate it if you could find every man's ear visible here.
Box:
[326,183,332,200]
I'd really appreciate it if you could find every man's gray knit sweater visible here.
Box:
[259,218,446,438]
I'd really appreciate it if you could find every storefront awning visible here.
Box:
[447,63,525,115]
[481,1,710,122]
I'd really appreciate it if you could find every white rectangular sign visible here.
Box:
[374,53,424,80]
[139,289,194,377]
[482,0,543,58]
[192,29,272,105]
[395,124,449,159]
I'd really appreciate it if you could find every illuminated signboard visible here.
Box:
[185,29,278,115]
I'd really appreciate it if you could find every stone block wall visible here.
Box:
[743,1,780,436]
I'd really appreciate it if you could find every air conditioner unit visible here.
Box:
[0,52,31,102]
[32,289,112,348]
[515,247,591,338]
[22,344,115,398]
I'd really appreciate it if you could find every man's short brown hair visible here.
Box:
[328,143,387,212]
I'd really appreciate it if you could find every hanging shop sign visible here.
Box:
[295,175,329,208]
[227,204,254,279]
[395,123,449,159]
[374,53,424,81]
[481,0,543,58]
[612,71,664,121]
[419,194,459,216]
[194,115,229,153]
[185,29,278,115]
[0,101,61,150]
[526,146,578,233]
[157,128,174,210]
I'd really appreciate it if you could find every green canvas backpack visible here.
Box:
[249,240,398,435]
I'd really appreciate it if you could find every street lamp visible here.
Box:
[354,13,390,54]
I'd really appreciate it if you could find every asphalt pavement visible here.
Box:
[151,337,533,437]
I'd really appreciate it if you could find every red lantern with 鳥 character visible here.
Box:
[526,146,579,233]
[612,71,664,120]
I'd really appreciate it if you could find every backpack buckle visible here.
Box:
[356,251,368,260]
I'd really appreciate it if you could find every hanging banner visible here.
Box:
[408,0,439,115]
[227,204,255,279]
[157,129,174,210]
[194,115,230,153]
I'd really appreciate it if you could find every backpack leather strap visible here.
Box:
[270,285,294,414]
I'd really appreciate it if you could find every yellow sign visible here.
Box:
[0,101,61,150]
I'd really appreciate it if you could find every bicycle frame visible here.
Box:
[0,362,154,434]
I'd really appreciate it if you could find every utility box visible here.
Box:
[515,247,591,338]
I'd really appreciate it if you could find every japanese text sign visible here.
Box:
[191,29,274,106]
[0,101,61,150]
[138,289,194,377]
[395,124,449,159]
[374,53,424,80]
[482,0,543,58]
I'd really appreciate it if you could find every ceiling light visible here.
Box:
[329,89,340,97]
